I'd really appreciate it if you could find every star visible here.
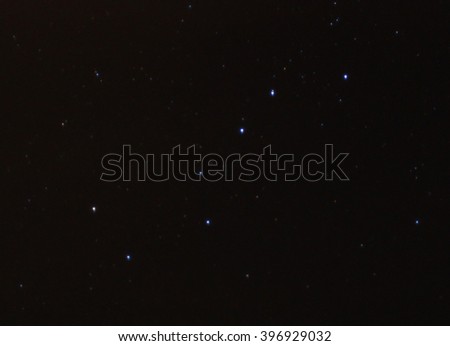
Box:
[343,74,349,80]
[205,219,211,225]
[270,89,276,97]
[126,255,132,261]
[415,219,419,225]
[239,128,245,134]
[91,206,96,213]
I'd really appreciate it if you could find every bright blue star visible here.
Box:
[343,74,349,80]
[239,128,245,134]
[126,255,132,261]
[205,219,211,225]
[270,89,276,97]
[415,219,419,225]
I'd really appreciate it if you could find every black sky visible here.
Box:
[2,1,450,325]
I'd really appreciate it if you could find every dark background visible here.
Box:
[1,1,449,325]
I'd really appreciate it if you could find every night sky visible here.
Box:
[3,1,450,325]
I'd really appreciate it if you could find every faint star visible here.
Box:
[126,255,132,261]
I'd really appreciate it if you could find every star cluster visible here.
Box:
[2,1,449,325]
